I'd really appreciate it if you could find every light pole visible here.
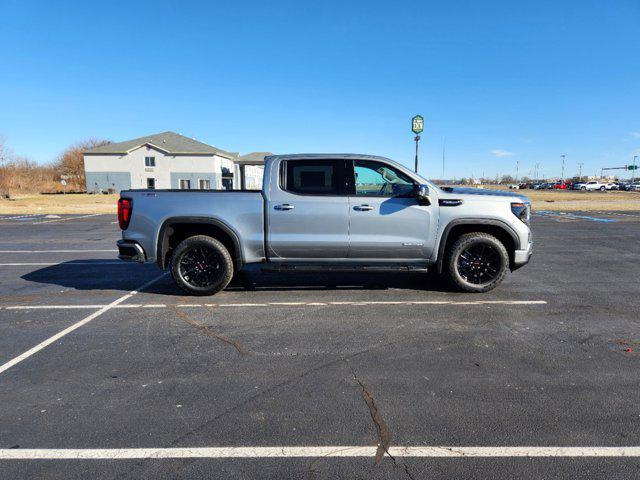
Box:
[411,115,424,173]
[560,154,566,182]
[633,156,637,184]
[578,162,584,181]
[515,160,519,183]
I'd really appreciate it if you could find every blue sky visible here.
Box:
[1,0,639,179]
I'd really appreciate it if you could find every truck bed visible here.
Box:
[120,189,265,264]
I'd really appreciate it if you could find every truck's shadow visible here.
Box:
[21,260,451,294]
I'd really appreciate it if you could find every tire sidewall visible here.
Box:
[446,233,509,293]
[170,235,234,296]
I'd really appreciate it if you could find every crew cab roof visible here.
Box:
[265,153,395,163]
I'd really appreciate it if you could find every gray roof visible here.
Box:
[236,151,273,165]
[84,131,235,158]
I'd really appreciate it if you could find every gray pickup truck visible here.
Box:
[117,154,532,295]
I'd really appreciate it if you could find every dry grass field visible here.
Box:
[1,189,640,214]
[0,194,118,214]
[482,186,640,211]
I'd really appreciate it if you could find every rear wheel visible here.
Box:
[600,186,606,191]
[170,235,234,296]
[581,186,586,190]
[445,232,509,293]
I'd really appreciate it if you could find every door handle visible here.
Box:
[274,204,295,211]
[354,204,374,211]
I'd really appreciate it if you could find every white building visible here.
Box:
[234,152,271,190]
[83,131,238,192]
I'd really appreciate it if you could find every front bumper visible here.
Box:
[512,240,533,270]
[117,240,146,263]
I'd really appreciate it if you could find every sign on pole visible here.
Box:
[411,115,424,173]
[412,115,424,134]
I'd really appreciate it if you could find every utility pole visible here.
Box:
[515,160,519,183]
[578,162,584,181]
[633,156,638,184]
[560,154,566,182]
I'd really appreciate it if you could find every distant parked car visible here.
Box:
[580,181,607,191]
[553,182,567,190]
[629,183,640,191]
[508,184,521,190]
[605,182,619,190]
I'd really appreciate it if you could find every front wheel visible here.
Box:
[170,235,234,296]
[445,232,510,293]
[581,186,586,190]
[600,186,606,191]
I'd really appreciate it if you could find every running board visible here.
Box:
[261,263,430,273]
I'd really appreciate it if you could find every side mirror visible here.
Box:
[414,184,430,205]
[415,184,429,199]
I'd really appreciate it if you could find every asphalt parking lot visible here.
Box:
[0,212,639,479]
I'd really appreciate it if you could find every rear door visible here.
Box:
[347,159,435,260]
[267,159,350,260]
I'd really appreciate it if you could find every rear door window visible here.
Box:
[283,160,344,195]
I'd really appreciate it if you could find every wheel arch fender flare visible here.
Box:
[435,218,521,273]
[156,216,244,270]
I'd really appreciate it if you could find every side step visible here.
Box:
[261,263,430,273]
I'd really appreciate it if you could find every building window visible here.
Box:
[198,179,210,190]
[145,157,156,167]
[179,179,191,190]
[147,178,155,189]
[221,167,234,190]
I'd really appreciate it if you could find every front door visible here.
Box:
[348,159,435,260]
[268,159,350,260]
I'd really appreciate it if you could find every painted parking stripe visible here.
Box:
[34,213,104,224]
[0,300,547,310]
[0,214,43,220]
[1,446,640,460]
[0,249,117,253]
[534,211,618,223]
[0,262,126,266]
[0,273,167,375]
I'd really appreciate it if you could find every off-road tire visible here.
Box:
[445,232,509,293]
[170,235,234,296]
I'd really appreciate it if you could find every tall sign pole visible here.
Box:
[560,154,566,182]
[411,115,424,173]
[633,156,637,184]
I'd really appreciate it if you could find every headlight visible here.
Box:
[511,202,530,224]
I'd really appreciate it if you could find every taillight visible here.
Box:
[117,198,132,230]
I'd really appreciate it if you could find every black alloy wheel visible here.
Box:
[170,235,234,296]
[457,242,502,285]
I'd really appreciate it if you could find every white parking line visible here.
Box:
[1,445,639,460]
[0,250,117,253]
[0,300,547,310]
[0,214,42,220]
[0,273,167,375]
[0,262,126,266]
[34,213,104,224]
